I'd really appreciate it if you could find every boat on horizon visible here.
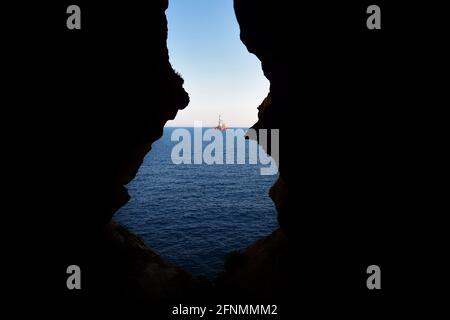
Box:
[215,115,227,131]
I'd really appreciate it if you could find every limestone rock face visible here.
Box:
[84,222,211,302]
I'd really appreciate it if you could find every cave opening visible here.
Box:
[115,0,277,280]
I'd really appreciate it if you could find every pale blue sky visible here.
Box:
[165,0,269,128]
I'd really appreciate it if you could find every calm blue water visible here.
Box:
[115,127,278,279]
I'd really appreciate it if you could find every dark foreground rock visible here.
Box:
[14,0,289,305]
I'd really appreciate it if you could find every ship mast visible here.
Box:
[216,114,226,131]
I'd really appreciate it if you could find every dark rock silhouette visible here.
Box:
[13,0,289,308]
[235,0,289,235]
[24,0,206,305]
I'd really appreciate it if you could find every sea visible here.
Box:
[115,127,278,280]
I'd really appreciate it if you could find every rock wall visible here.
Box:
[234,0,289,235]
[26,0,203,304]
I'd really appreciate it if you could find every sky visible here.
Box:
[165,0,269,128]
